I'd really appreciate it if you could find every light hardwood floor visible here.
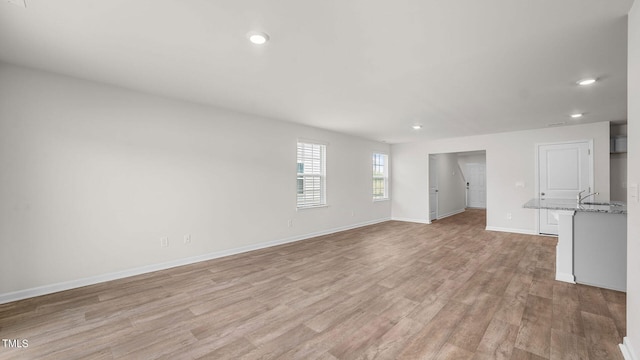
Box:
[0,209,626,359]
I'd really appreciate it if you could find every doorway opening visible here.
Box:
[429,150,486,222]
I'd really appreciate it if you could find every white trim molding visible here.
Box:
[485,226,537,235]
[391,217,430,224]
[436,208,465,220]
[555,272,576,284]
[621,337,638,360]
[0,217,391,305]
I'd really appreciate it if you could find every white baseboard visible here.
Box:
[436,208,465,220]
[485,226,537,235]
[391,209,468,225]
[0,217,391,305]
[391,217,430,224]
[621,337,638,360]
[555,272,576,284]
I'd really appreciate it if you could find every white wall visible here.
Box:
[457,153,487,174]
[433,153,466,218]
[391,122,610,233]
[0,63,391,300]
[624,1,640,358]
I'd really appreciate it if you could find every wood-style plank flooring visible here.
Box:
[0,209,626,359]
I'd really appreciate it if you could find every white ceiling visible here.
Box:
[0,0,633,143]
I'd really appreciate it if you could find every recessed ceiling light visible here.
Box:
[412,124,422,130]
[247,31,269,45]
[571,113,583,118]
[577,78,596,86]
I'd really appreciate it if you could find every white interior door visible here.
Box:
[465,163,486,208]
[429,155,438,221]
[538,141,592,235]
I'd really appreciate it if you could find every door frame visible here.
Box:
[428,150,486,223]
[465,162,487,209]
[534,139,594,234]
[428,154,438,222]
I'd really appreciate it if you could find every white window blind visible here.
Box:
[297,142,326,208]
[373,153,389,200]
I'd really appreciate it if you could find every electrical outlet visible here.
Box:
[507,213,512,220]
[184,234,191,244]
[351,210,355,217]
[288,219,293,228]
[160,237,168,247]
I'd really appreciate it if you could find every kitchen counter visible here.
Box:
[523,198,627,214]
[522,198,627,291]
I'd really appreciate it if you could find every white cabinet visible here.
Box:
[573,212,627,291]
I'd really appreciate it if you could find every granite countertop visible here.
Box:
[523,198,627,214]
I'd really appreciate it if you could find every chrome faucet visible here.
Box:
[578,191,599,204]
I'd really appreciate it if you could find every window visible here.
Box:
[297,141,326,208]
[373,153,389,200]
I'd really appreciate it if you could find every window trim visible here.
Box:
[372,152,389,201]
[296,140,327,209]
